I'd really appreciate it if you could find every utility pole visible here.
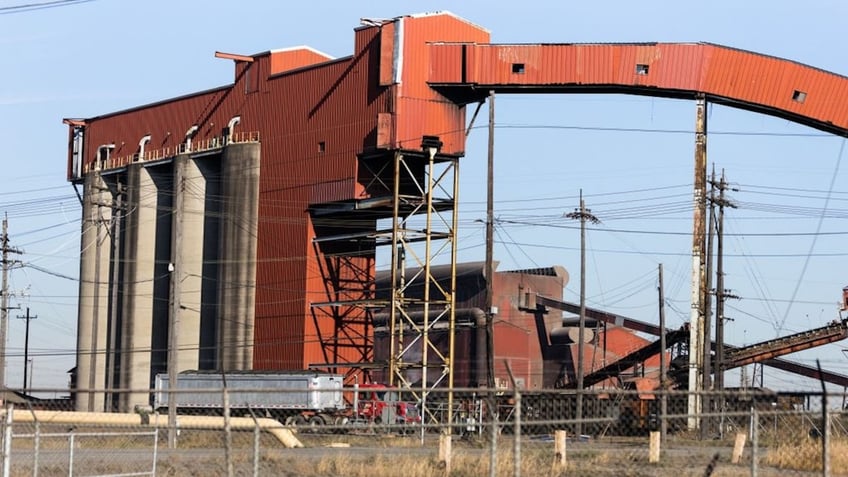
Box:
[16,308,36,393]
[168,159,186,449]
[658,264,667,442]
[88,201,105,412]
[485,90,496,390]
[106,181,124,411]
[565,190,599,437]
[687,95,708,431]
[712,169,737,395]
[0,215,22,390]
[701,167,717,439]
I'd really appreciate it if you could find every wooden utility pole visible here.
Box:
[105,181,124,411]
[485,92,496,477]
[88,204,104,412]
[687,96,708,430]
[701,168,716,439]
[0,215,22,390]
[713,169,736,394]
[485,90,496,390]
[565,190,599,437]
[658,264,667,441]
[16,307,36,393]
[168,159,186,449]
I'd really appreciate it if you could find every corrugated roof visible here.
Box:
[502,266,565,277]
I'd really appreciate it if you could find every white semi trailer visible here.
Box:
[153,370,419,428]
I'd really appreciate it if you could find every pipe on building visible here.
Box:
[184,125,199,151]
[10,409,303,448]
[95,144,115,170]
[137,134,152,162]
[226,116,241,143]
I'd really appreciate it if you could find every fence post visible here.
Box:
[750,408,758,477]
[438,432,452,475]
[2,403,12,477]
[649,431,660,463]
[513,389,521,477]
[504,361,521,477]
[554,429,566,469]
[246,406,260,477]
[731,432,746,464]
[823,407,830,477]
[33,420,40,477]
[151,425,159,477]
[67,432,74,477]
[489,393,497,477]
[222,386,233,477]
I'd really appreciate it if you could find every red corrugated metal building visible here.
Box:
[65,10,848,413]
[66,12,490,411]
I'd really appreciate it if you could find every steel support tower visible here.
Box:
[309,138,458,430]
[386,139,458,428]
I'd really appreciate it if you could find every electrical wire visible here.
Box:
[0,0,94,15]
[775,139,846,334]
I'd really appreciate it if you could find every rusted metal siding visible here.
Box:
[254,40,391,368]
[378,21,396,86]
[655,44,704,92]
[76,87,229,174]
[701,43,848,124]
[392,13,489,154]
[430,42,848,135]
[269,47,333,75]
[493,268,567,389]
[428,43,466,84]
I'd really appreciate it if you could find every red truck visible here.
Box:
[352,383,421,426]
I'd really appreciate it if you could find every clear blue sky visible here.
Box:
[3,0,848,392]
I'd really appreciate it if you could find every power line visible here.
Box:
[0,0,95,14]
[485,123,834,138]
[776,139,846,335]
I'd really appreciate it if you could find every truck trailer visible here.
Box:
[153,370,420,429]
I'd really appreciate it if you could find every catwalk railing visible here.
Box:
[82,130,261,175]
[0,387,845,476]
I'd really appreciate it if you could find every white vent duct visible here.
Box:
[226,116,241,143]
[138,134,152,162]
[184,125,199,151]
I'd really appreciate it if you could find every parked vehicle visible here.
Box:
[153,370,420,429]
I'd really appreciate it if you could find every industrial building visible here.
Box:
[65,11,848,420]
[65,12,490,412]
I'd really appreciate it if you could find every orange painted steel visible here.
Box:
[429,42,848,136]
[269,47,334,75]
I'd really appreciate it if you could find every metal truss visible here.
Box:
[310,250,376,382]
[387,142,458,428]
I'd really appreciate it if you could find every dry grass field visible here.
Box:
[152,431,847,476]
[8,422,847,476]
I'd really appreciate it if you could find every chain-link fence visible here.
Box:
[0,387,845,476]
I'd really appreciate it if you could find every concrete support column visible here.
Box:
[76,172,112,412]
[119,164,158,411]
[217,143,261,370]
[173,155,204,372]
